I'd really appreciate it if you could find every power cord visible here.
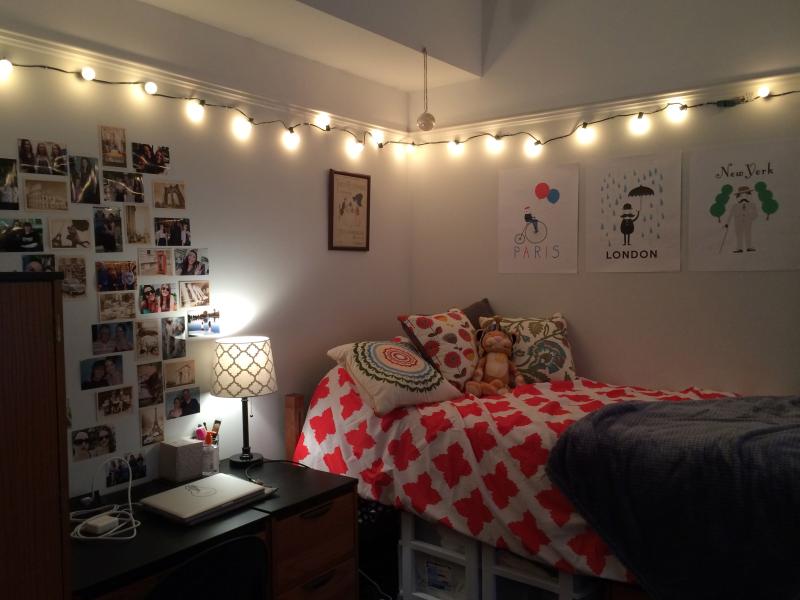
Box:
[70,455,141,542]
[359,568,393,600]
[244,459,308,485]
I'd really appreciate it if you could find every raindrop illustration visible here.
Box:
[650,227,653,234]
[660,198,664,206]
[600,223,604,230]
[657,233,661,239]
[641,232,645,238]
[613,224,617,231]
[613,210,616,216]
[659,185,663,193]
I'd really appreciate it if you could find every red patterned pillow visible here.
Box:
[398,309,479,391]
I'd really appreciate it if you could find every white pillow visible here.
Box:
[327,340,461,416]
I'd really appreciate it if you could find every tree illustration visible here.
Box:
[754,181,779,220]
[709,184,732,222]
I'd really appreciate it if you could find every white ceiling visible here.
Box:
[136,0,480,92]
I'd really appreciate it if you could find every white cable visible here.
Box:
[70,455,141,542]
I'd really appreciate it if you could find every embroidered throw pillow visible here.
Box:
[479,313,576,383]
[398,309,479,391]
[327,341,461,416]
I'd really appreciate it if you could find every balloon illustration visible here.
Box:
[534,182,549,199]
[547,189,560,204]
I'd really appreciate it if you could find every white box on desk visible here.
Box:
[159,437,203,482]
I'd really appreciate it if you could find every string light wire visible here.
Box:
[4,60,797,152]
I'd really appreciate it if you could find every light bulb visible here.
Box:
[369,129,384,146]
[485,135,504,154]
[447,141,464,156]
[0,59,13,80]
[81,66,96,81]
[345,137,364,157]
[524,138,543,158]
[393,144,407,159]
[186,100,205,123]
[628,113,651,136]
[143,81,158,95]
[232,115,253,141]
[665,98,688,123]
[576,123,596,145]
[416,111,436,131]
[314,112,331,129]
[405,143,416,154]
[757,85,770,99]
[282,129,300,151]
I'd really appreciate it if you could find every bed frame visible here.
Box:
[281,393,650,600]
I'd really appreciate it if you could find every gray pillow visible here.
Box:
[461,298,495,330]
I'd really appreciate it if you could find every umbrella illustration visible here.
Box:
[628,184,654,212]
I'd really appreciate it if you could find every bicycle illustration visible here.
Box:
[514,207,548,244]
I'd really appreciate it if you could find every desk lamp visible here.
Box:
[211,336,277,467]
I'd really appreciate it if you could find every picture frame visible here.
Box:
[328,169,370,251]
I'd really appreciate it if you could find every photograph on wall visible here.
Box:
[138,248,173,276]
[125,205,152,245]
[98,291,136,321]
[139,282,177,314]
[164,359,195,389]
[57,256,87,297]
[187,307,221,337]
[103,170,145,204]
[153,180,186,209]
[140,404,165,446]
[0,158,19,210]
[174,247,208,275]
[585,153,682,272]
[17,138,67,175]
[498,164,579,273]
[71,425,115,462]
[100,125,127,168]
[95,260,137,292]
[24,178,68,211]
[166,387,201,420]
[106,453,146,487]
[50,218,91,248]
[329,169,370,251]
[132,142,170,174]
[179,280,210,309]
[688,140,800,271]
[137,361,163,407]
[161,316,186,360]
[79,354,124,390]
[91,321,134,355]
[134,320,162,362]
[154,217,191,246]
[22,254,55,272]
[93,206,123,253]
[96,386,134,419]
[69,156,100,204]
[0,218,44,251]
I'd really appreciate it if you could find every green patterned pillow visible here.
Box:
[328,340,461,416]
[479,314,576,383]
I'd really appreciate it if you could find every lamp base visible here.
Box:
[229,452,264,468]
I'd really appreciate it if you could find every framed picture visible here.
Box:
[328,169,370,251]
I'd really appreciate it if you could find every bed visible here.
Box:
[291,364,729,583]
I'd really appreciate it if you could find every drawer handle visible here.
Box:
[300,502,332,520]
[303,569,335,591]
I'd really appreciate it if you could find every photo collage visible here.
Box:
[0,126,215,476]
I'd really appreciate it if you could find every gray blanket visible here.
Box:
[546,396,800,600]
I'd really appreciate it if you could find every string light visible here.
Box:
[282,129,300,150]
[447,140,464,156]
[524,138,543,158]
[345,137,364,157]
[485,135,504,154]
[232,115,253,140]
[576,123,596,145]
[0,58,796,157]
[0,58,13,80]
[185,99,205,123]
[628,112,651,136]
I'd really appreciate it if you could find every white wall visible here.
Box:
[414,0,800,126]
[408,86,800,395]
[0,44,411,496]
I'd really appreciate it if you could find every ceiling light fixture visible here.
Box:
[416,47,436,131]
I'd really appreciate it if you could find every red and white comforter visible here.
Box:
[294,366,728,580]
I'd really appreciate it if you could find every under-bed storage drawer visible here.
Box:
[272,490,356,594]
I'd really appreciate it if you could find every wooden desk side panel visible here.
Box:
[0,280,68,598]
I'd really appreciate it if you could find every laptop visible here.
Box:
[141,473,267,525]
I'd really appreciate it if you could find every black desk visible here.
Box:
[71,461,358,599]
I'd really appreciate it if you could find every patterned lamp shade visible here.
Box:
[211,336,278,398]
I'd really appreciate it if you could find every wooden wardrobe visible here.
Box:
[0,273,69,598]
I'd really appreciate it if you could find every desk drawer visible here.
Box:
[276,557,356,600]
[273,491,355,593]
